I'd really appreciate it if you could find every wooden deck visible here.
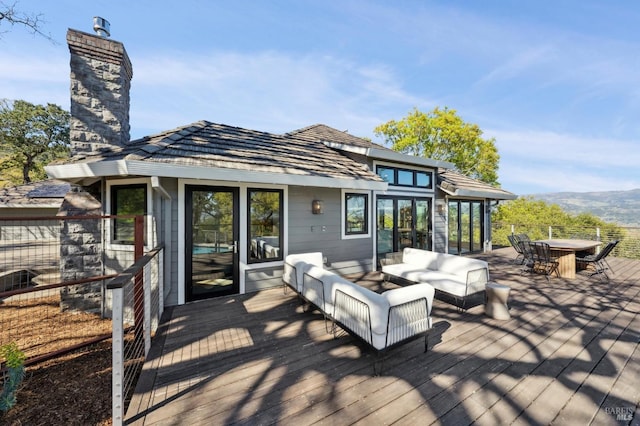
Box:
[125,248,640,425]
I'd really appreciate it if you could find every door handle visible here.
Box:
[233,241,238,254]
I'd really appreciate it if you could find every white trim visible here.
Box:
[177,183,185,305]
[373,160,437,195]
[324,142,454,169]
[177,179,288,305]
[46,160,387,191]
[0,203,62,209]
[105,178,153,252]
[341,189,372,240]
[151,176,171,200]
[373,190,436,254]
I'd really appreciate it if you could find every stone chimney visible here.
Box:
[67,25,133,156]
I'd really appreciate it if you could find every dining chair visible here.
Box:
[576,240,619,280]
[508,234,526,264]
[535,242,559,281]
[522,241,558,281]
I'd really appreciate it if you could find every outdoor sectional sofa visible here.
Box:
[381,247,490,309]
[283,252,435,363]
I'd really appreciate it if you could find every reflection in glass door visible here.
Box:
[397,199,413,252]
[185,186,239,301]
[377,196,432,265]
[377,198,394,256]
[448,200,484,255]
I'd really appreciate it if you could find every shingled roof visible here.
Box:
[438,168,517,200]
[59,121,383,184]
[287,124,390,150]
[0,179,70,208]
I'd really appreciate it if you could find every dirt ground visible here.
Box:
[1,294,116,425]
[1,341,112,425]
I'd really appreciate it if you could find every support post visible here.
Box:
[134,215,144,336]
[111,286,124,426]
[143,263,151,355]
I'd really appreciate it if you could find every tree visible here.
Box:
[374,107,500,186]
[0,99,70,185]
[0,1,52,41]
[492,196,625,247]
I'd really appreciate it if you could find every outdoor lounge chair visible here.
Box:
[576,240,619,280]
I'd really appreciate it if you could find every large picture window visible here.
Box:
[345,193,368,235]
[248,189,283,263]
[111,184,147,244]
[375,165,433,189]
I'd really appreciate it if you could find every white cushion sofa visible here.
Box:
[283,252,435,355]
[381,247,489,309]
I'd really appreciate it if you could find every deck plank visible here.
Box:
[125,248,640,425]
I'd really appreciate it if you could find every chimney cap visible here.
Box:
[93,16,110,38]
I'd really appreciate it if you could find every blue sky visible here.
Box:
[2,1,639,195]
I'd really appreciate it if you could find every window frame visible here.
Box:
[375,165,433,189]
[106,179,152,249]
[247,188,284,264]
[341,189,371,239]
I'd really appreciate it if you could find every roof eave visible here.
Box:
[324,142,454,169]
[46,160,388,191]
[439,184,518,200]
[0,203,63,208]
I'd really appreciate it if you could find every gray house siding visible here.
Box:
[242,184,375,294]
[287,186,374,274]
[433,191,448,253]
[245,266,283,293]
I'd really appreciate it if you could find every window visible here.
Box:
[375,165,433,189]
[377,166,395,184]
[111,184,147,244]
[397,169,414,186]
[248,189,282,263]
[345,193,368,235]
[416,171,431,188]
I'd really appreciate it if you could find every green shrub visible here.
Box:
[0,342,26,413]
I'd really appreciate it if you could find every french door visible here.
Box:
[185,185,239,301]
[448,200,484,255]
[377,196,432,265]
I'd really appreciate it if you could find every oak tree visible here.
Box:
[374,107,500,186]
[0,99,70,185]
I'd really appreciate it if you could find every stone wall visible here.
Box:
[67,29,133,157]
[57,191,104,313]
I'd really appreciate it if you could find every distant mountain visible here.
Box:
[528,189,640,227]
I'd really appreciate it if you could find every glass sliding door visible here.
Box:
[448,200,484,255]
[185,185,239,301]
[376,196,432,266]
[460,202,471,253]
[448,201,460,254]
[397,199,413,252]
[472,202,483,253]
[415,199,430,250]
[377,198,394,257]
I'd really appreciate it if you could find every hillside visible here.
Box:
[529,188,640,227]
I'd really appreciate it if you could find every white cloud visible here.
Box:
[129,50,428,137]
[0,50,68,107]
[491,129,640,168]
[491,128,640,194]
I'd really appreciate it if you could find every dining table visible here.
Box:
[535,239,601,279]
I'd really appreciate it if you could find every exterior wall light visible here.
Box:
[312,200,323,214]
[436,203,445,215]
